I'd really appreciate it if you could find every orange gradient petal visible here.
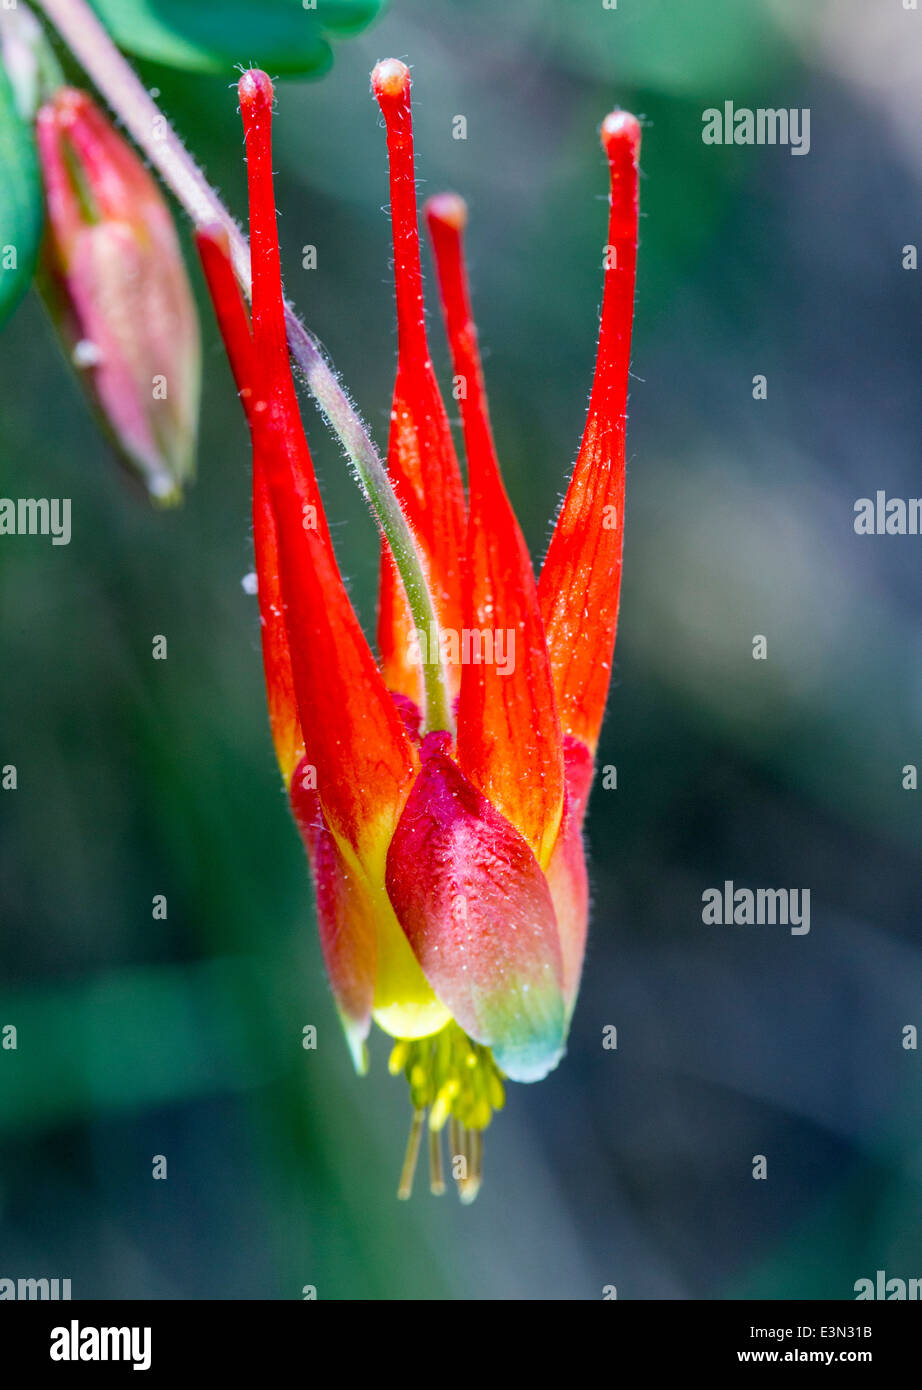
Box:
[544,737,594,1014]
[425,192,563,867]
[196,226,304,786]
[371,61,467,708]
[290,762,375,1074]
[239,70,417,868]
[537,112,641,753]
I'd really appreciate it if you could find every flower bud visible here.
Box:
[36,87,200,504]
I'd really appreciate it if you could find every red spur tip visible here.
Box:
[238,69,275,115]
[423,193,483,431]
[601,110,642,242]
[600,109,642,158]
[371,54,426,358]
[371,58,411,102]
[238,66,295,408]
[424,192,468,234]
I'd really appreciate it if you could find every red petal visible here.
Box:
[197,226,304,785]
[290,761,375,1073]
[195,226,255,419]
[425,193,564,867]
[537,113,641,753]
[371,61,467,708]
[252,466,307,786]
[239,71,417,867]
[385,737,567,1081]
[544,737,594,1013]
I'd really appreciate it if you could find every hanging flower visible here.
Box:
[196,62,640,1200]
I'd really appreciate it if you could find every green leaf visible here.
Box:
[0,64,42,327]
[89,0,385,77]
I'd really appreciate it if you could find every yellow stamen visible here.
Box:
[459,1129,483,1205]
[390,1020,504,1201]
[428,1125,446,1196]
[397,1108,425,1200]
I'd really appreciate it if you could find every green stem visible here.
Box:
[33,0,454,735]
[284,313,454,734]
[0,3,64,115]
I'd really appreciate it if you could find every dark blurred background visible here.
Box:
[2,0,921,1299]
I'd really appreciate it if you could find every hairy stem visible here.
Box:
[34,0,454,735]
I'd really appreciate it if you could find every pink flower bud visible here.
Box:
[36,87,200,504]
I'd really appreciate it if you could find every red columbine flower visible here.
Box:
[36,87,200,504]
[196,63,640,1200]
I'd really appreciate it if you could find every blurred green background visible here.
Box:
[2,0,922,1299]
